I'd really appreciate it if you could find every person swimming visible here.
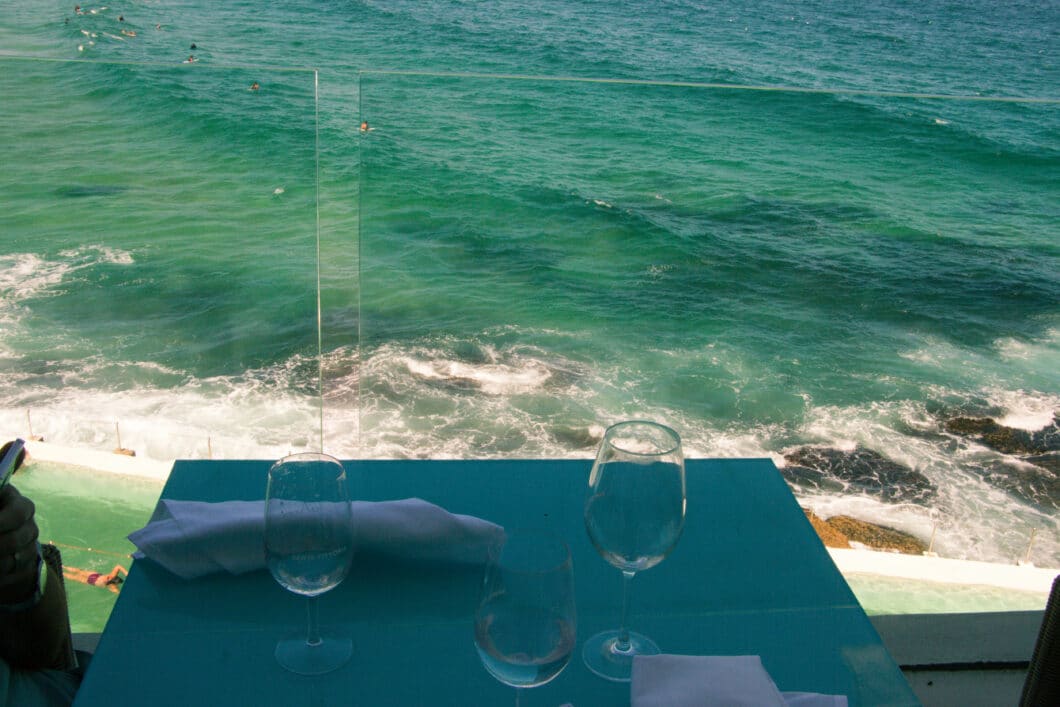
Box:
[360,120,370,132]
[63,565,127,594]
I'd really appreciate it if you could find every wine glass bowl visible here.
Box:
[583,420,686,682]
[265,452,355,675]
[474,529,576,705]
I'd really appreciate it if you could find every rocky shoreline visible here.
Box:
[789,412,1060,557]
[781,412,1059,513]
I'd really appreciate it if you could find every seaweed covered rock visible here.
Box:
[945,415,1060,456]
[782,445,937,504]
[803,509,851,549]
[802,510,927,554]
[825,515,928,554]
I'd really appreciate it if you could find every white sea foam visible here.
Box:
[0,247,137,345]
[403,355,552,395]
[58,244,135,266]
[987,388,1059,431]
[0,253,70,305]
[1,326,1056,566]
[0,353,321,464]
[0,246,135,311]
[899,331,1058,432]
[678,422,777,461]
[994,328,1060,378]
[898,334,976,370]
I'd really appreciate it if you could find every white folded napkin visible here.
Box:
[631,655,847,707]
[129,498,504,579]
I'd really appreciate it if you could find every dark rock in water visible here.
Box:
[944,415,1060,455]
[549,426,601,450]
[55,185,129,198]
[780,462,848,495]
[969,457,1060,511]
[944,415,1060,507]
[944,416,996,436]
[782,445,937,504]
[1025,452,1060,476]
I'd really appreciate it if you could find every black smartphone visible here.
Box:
[0,438,25,491]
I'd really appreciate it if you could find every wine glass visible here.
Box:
[582,420,686,682]
[265,452,355,675]
[474,529,577,706]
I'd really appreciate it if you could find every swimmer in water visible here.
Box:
[250,82,260,91]
[360,120,369,132]
[63,565,128,594]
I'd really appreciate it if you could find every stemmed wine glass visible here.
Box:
[582,420,686,682]
[474,529,577,706]
[265,452,355,675]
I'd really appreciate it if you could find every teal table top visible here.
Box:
[74,458,919,706]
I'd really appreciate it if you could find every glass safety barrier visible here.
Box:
[349,71,1058,573]
[0,56,319,630]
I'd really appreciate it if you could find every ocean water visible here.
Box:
[1,0,1058,570]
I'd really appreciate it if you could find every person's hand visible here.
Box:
[0,485,41,604]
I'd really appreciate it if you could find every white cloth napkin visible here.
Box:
[631,655,847,707]
[128,498,504,579]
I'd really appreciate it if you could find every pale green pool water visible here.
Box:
[13,459,161,633]
[847,573,1048,616]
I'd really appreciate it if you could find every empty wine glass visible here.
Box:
[265,452,355,675]
[583,420,686,681]
[474,529,576,706]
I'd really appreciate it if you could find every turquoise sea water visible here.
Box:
[0,1,1058,571]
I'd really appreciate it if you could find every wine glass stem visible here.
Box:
[305,595,322,647]
[514,687,522,707]
[616,570,635,653]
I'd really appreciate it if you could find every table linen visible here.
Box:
[129,497,504,578]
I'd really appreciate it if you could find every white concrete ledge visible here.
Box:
[830,547,1058,593]
[19,439,173,481]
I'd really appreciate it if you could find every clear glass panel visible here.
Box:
[0,57,319,629]
[354,72,1059,567]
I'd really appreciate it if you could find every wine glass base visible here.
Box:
[582,629,660,682]
[275,634,353,675]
